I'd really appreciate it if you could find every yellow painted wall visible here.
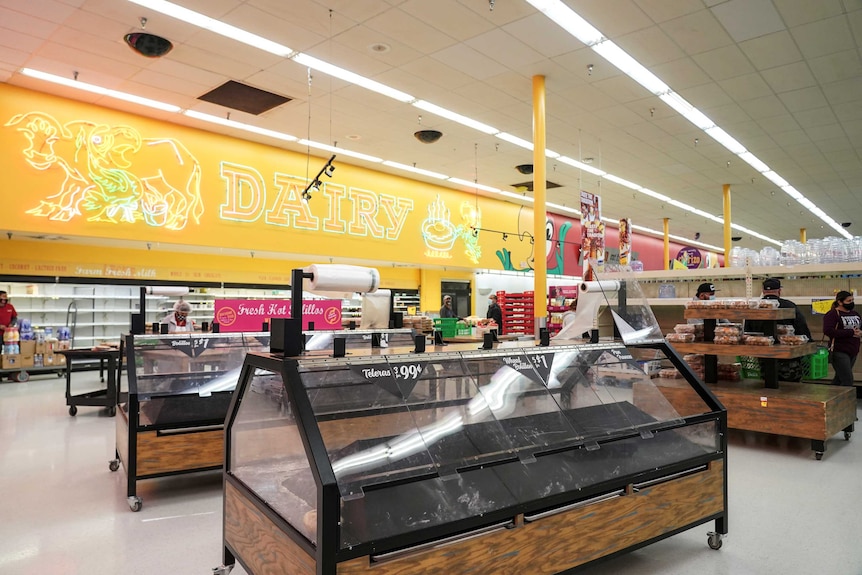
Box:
[419,268,475,315]
[0,84,538,277]
[1,239,421,289]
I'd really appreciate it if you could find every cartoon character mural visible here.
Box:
[421,194,482,263]
[495,207,579,274]
[5,111,203,230]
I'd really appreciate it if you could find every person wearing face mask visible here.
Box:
[0,290,18,340]
[695,283,717,301]
[486,294,504,335]
[746,278,811,382]
[823,291,862,387]
[163,300,195,333]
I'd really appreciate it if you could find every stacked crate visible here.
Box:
[498,290,534,335]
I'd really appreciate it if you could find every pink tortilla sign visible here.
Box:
[214,299,342,332]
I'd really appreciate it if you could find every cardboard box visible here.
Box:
[57,340,71,351]
[53,354,66,366]
[20,354,34,368]
[35,342,47,354]
[20,340,36,355]
[1,354,20,369]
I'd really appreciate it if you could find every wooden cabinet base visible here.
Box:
[224,461,725,575]
[649,378,855,456]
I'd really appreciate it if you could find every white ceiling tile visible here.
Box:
[615,25,685,67]
[402,0,495,42]
[465,28,546,71]
[758,114,802,134]
[738,94,789,119]
[502,13,582,59]
[330,21,422,69]
[804,123,845,142]
[794,106,838,129]
[0,5,61,39]
[711,0,785,42]
[738,30,803,70]
[693,45,756,80]
[719,73,773,101]
[832,101,862,123]
[568,0,653,37]
[431,43,507,81]
[364,7,456,54]
[650,57,713,89]
[761,61,817,93]
[660,9,734,55]
[777,86,829,112]
[790,15,855,60]
[821,76,862,106]
[677,82,734,109]
[773,0,846,28]
[808,49,862,85]
[633,0,705,23]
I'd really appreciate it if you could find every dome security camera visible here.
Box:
[515,164,533,175]
[124,32,173,58]
[414,130,443,144]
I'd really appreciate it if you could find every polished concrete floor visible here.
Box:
[1,371,861,574]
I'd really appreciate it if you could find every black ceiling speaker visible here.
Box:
[414,130,443,144]
[124,32,173,58]
[516,164,533,175]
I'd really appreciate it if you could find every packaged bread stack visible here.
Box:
[713,324,743,345]
[666,324,695,343]
[683,354,704,380]
[718,362,742,381]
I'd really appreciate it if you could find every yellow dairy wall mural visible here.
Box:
[0,85,541,274]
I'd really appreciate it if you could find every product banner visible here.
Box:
[214,299,342,332]
[580,191,604,281]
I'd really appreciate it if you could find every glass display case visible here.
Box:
[111,332,270,512]
[220,329,728,574]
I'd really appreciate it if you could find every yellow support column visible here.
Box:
[663,218,670,270]
[723,184,732,263]
[533,75,548,336]
[800,228,807,243]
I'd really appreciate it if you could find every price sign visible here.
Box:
[164,337,195,358]
[500,353,554,385]
[353,361,427,400]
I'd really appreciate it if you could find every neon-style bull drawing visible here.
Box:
[6,112,203,230]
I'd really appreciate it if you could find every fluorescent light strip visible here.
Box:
[500,191,535,202]
[545,149,561,159]
[603,173,640,190]
[658,93,714,130]
[547,202,580,215]
[128,0,294,57]
[591,40,669,95]
[523,0,604,45]
[185,110,297,141]
[382,161,448,180]
[704,126,747,155]
[21,68,181,112]
[496,132,534,150]
[637,188,671,202]
[447,178,501,193]
[557,156,606,176]
[297,139,382,163]
[413,100,497,134]
[738,152,769,173]
[763,171,789,188]
[292,53,414,103]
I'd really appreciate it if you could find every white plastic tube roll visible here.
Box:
[146,286,190,296]
[305,264,380,293]
[579,280,620,293]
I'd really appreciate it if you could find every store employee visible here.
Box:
[163,301,194,333]
[0,291,18,338]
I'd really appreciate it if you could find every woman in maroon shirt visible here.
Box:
[823,290,862,387]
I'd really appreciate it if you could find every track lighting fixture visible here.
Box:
[300,154,336,202]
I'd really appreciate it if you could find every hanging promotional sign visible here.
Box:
[213,299,342,332]
[675,247,703,269]
[619,218,631,265]
[580,191,604,281]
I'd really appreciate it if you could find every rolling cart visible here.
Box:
[56,347,120,416]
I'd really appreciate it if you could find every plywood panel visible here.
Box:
[225,481,316,575]
[136,428,223,476]
[338,462,724,575]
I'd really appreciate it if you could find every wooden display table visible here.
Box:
[667,305,856,459]
[647,378,855,460]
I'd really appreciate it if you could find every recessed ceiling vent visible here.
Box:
[511,180,562,192]
[198,81,292,115]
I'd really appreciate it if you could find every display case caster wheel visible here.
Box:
[13,370,30,382]
[844,431,851,441]
[128,496,143,512]
[212,565,234,575]
[57,371,65,377]
[107,406,116,417]
[109,459,120,472]
[815,451,824,461]
[69,405,78,416]
[707,532,723,550]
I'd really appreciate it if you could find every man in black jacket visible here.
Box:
[486,294,504,335]
[746,278,811,381]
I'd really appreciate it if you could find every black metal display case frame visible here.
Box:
[217,336,728,575]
